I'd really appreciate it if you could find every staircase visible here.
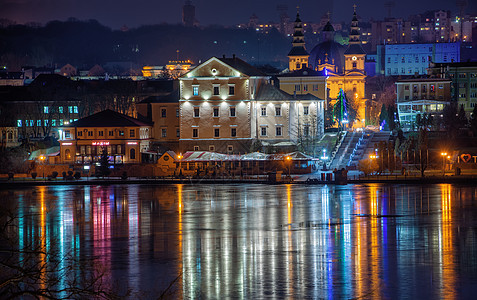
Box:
[329,131,362,170]
[347,131,392,167]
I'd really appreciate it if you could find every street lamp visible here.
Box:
[39,155,46,179]
[441,152,447,176]
[177,153,183,178]
[286,156,292,178]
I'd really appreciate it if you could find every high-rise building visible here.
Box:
[182,1,196,27]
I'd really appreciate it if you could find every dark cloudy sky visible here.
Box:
[1,0,476,29]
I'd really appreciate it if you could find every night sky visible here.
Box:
[1,0,476,29]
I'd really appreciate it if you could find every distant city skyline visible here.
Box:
[1,0,476,29]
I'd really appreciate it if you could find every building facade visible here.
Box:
[378,43,460,76]
[178,56,324,154]
[58,109,152,164]
[395,78,451,131]
[428,62,477,116]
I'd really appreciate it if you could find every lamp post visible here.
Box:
[177,153,183,179]
[321,149,329,170]
[39,155,46,180]
[441,152,447,176]
[286,156,292,179]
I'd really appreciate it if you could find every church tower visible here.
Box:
[288,9,309,72]
[344,5,366,73]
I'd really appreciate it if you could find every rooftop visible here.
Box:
[67,109,153,128]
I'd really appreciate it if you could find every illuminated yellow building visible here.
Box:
[308,7,367,126]
[142,60,194,79]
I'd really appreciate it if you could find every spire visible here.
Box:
[287,7,309,71]
[292,8,304,47]
[349,5,360,45]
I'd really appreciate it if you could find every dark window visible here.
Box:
[230,107,236,117]
[214,128,220,137]
[194,107,200,117]
[130,129,135,137]
[161,109,167,117]
[193,128,198,138]
[231,128,237,137]
[213,107,219,117]
[213,86,220,95]
[229,86,235,95]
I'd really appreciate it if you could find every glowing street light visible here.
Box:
[441,152,447,176]
[285,156,292,178]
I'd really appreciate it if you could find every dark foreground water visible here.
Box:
[1,184,477,299]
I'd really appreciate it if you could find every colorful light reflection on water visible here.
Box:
[2,184,477,299]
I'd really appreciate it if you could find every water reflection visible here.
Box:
[2,184,477,299]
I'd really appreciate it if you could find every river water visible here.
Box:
[1,183,477,299]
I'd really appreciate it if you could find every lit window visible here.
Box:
[44,106,49,114]
[52,119,56,126]
[37,120,41,126]
[68,106,73,113]
[193,86,199,96]
[73,106,78,113]
[17,120,22,127]
[59,107,63,113]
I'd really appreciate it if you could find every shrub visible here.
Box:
[74,172,81,180]
[31,172,37,179]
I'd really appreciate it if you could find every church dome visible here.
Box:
[308,21,345,73]
[309,40,345,73]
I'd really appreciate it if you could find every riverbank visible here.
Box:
[1,174,476,187]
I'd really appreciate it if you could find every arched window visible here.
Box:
[352,62,357,69]
[65,149,71,160]
[130,148,136,160]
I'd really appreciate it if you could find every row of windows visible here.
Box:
[193,107,236,118]
[17,119,77,127]
[387,56,428,64]
[192,145,234,152]
[192,85,235,96]
[43,106,78,114]
[161,108,180,118]
[189,105,311,118]
[76,129,136,138]
[192,128,238,138]
[404,84,444,92]
[294,84,320,92]
[161,128,181,138]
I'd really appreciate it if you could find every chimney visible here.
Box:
[223,54,226,58]
[233,54,236,59]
